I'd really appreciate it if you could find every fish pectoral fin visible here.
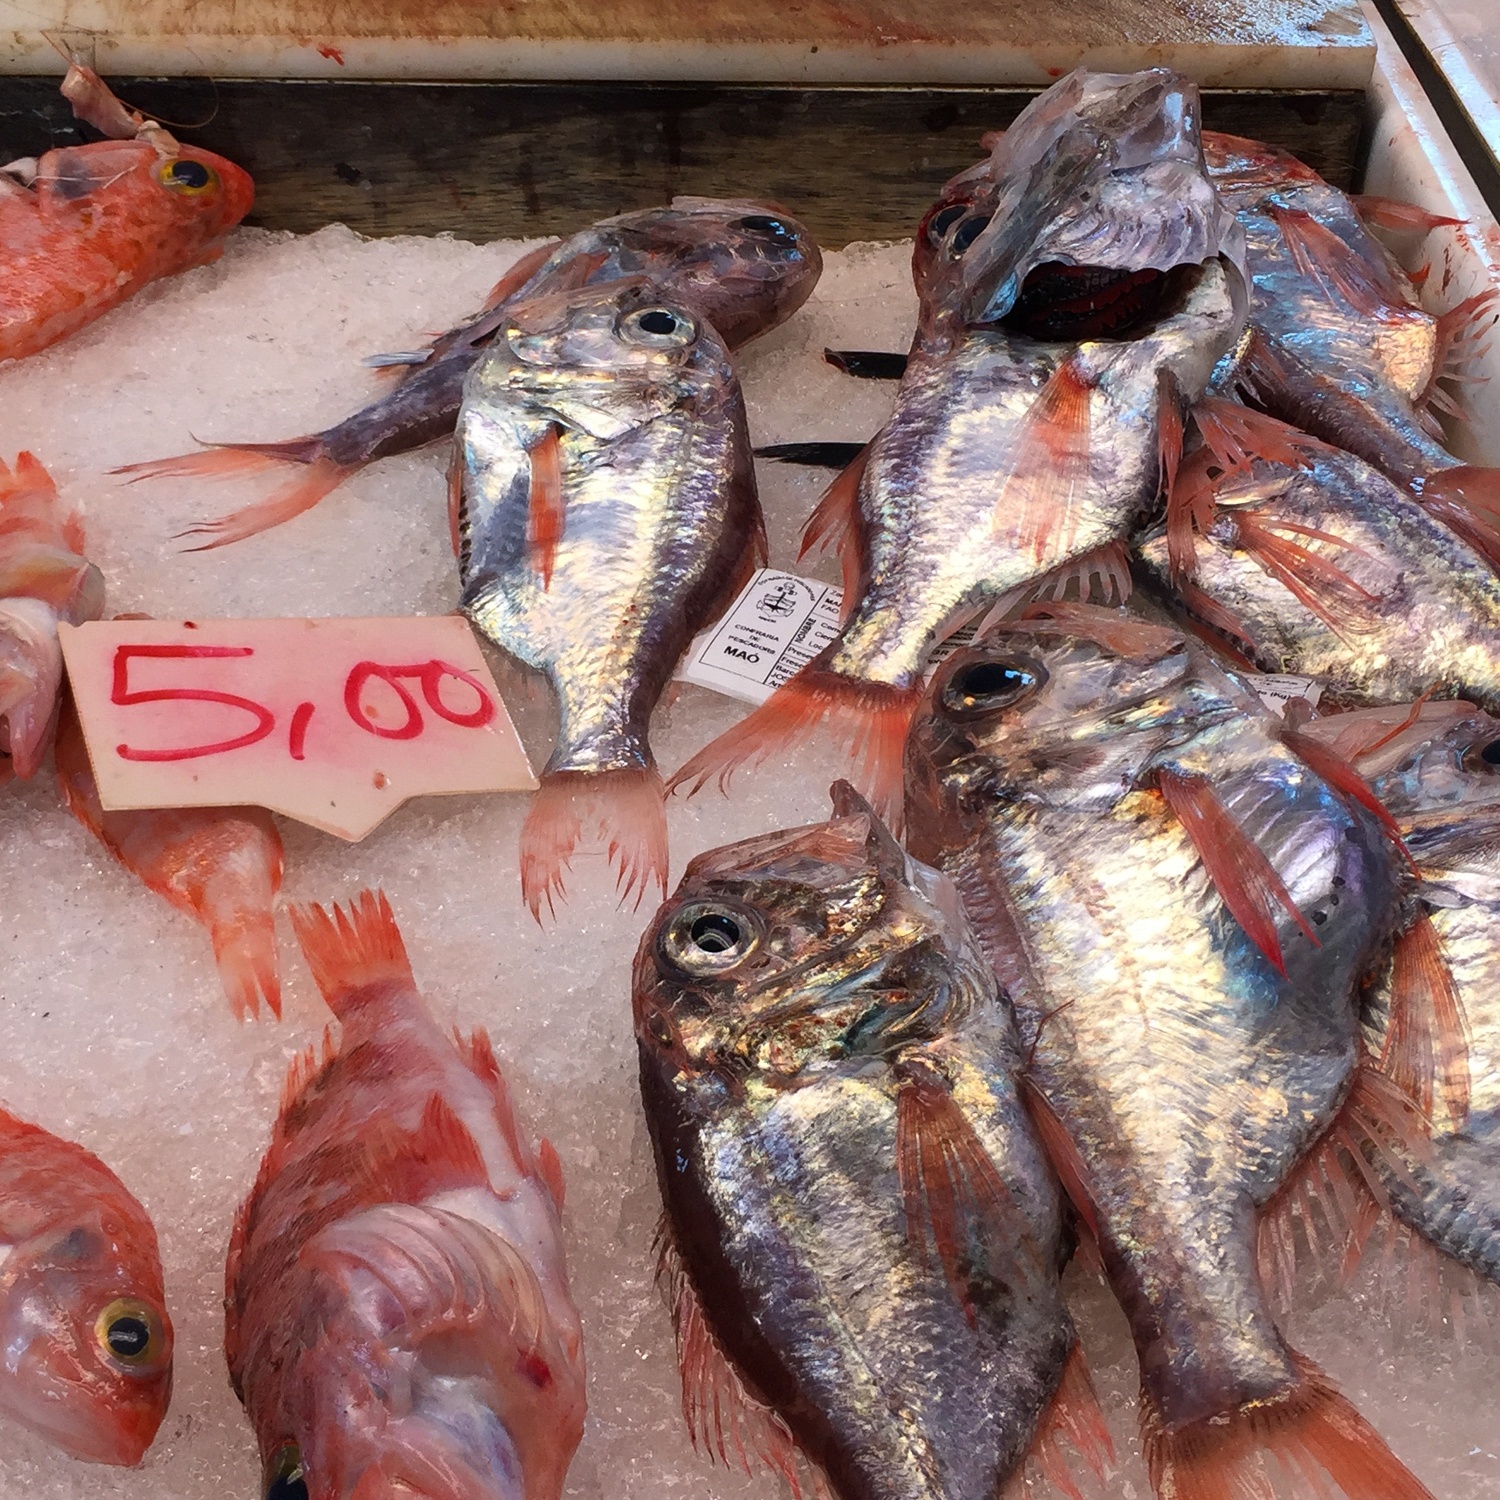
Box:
[654,1220,809,1488]
[1280,726,1414,866]
[1351,194,1464,234]
[894,1055,1039,1323]
[798,439,872,619]
[1191,394,1325,477]
[1154,768,1318,977]
[482,239,564,310]
[1410,465,1500,573]
[1269,204,1410,319]
[1225,506,1384,636]
[526,424,566,590]
[1023,1339,1116,1498]
[1018,1077,1102,1244]
[1380,910,1471,1125]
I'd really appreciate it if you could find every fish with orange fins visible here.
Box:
[0,1106,173,1463]
[671,68,1246,822]
[0,64,253,364]
[458,277,763,916]
[227,890,586,1500]
[0,452,104,778]
[55,694,284,1021]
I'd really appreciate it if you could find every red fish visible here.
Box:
[227,891,585,1500]
[0,1107,173,1463]
[0,65,253,363]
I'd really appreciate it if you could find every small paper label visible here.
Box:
[1252,673,1325,717]
[59,616,537,841]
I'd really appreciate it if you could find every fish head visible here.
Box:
[920,67,1244,339]
[906,605,1236,823]
[0,1200,172,1464]
[634,782,989,1087]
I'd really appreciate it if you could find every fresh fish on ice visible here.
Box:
[0,1106,172,1464]
[672,67,1246,819]
[635,782,1110,1500]
[903,604,1434,1500]
[458,275,763,914]
[227,890,585,1500]
[116,199,819,550]
[0,65,253,364]
[0,453,104,778]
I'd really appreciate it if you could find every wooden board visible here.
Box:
[0,79,1367,245]
[0,0,1375,87]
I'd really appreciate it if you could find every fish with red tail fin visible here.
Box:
[670,67,1245,822]
[0,1106,173,1463]
[55,692,284,1021]
[904,606,1435,1500]
[228,890,585,1500]
[0,65,253,363]
[458,277,763,917]
[113,198,819,549]
[636,782,1112,1500]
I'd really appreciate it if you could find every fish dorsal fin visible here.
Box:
[278,1024,337,1115]
[288,890,416,1018]
[1022,1339,1115,1500]
[1269,205,1412,319]
[1224,507,1383,637]
[799,441,871,620]
[482,240,564,311]
[526,424,565,590]
[1156,768,1318,976]
[1381,910,1471,1126]
[655,1220,811,1495]
[992,354,1094,565]
[345,1093,491,1206]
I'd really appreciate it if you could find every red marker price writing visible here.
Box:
[59,617,536,840]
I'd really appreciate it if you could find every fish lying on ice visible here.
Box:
[903,604,1434,1500]
[227,890,585,1500]
[0,1106,172,1464]
[0,64,253,364]
[458,275,762,914]
[635,782,1111,1499]
[115,199,820,550]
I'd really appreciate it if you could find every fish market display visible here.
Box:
[458,275,762,914]
[634,782,1109,1499]
[1301,701,1500,1285]
[54,695,284,1021]
[672,67,1246,818]
[0,1105,172,1464]
[0,65,253,364]
[0,452,104,779]
[227,890,585,1500]
[118,199,820,549]
[903,606,1433,1500]
[1135,429,1500,710]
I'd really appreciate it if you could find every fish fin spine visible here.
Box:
[1140,1351,1436,1500]
[667,669,918,829]
[458,1026,529,1162]
[520,765,668,921]
[1270,205,1411,319]
[1423,287,1499,407]
[1026,541,1133,608]
[1351,194,1464,233]
[173,456,356,551]
[526,424,565,589]
[1381,910,1471,1125]
[278,1025,337,1115]
[0,451,57,506]
[1023,1339,1116,1500]
[798,441,870,619]
[287,888,417,1015]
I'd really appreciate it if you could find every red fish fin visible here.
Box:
[1156,768,1318,975]
[1423,288,1500,404]
[482,240,563,309]
[1226,507,1380,634]
[0,450,57,503]
[456,1025,529,1165]
[348,1092,491,1204]
[799,442,869,618]
[993,356,1094,564]
[112,438,322,482]
[520,765,668,922]
[207,907,282,1022]
[1019,1078,1102,1244]
[287,888,416,1017]
[1411,466,1500,571]
[1281,727,1416,868]
[1176,580,1261,659]
[1141,1353,1436,1500]
[1023,1340,1115,1500]
[1352,194,1463,233]
[536,1138,566,1212]
[174,457,357,551]
[655,1221,810,1494]
[1381,911,1471,1124]
[278,1025,337,1116]
[667,669,919,828]
[895,1056,1033,1321]
[526,425,565,589]
[1027,540,1133,607]
[1193,396,1325,476]
[1165,449,1219,584]
[1015,601,1178,661]
[447,442,465,558]
[1270,205,1409,318]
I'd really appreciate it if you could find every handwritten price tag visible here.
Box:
[58,617,537,840]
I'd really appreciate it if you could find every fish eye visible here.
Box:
[734,214,799,247]
[659,901,761,975]
[950,213,992,255]
[926,203,967,244]
[265,1443,307,1500]
[619,306,698,347]
[94,1297,166,1370]
[156,158,217,195]
[1465,737,1500,772]
[942,657,1045,716]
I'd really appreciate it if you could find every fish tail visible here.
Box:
[666,669,918,827]
[0,450,58,506]
[1024,1340,1115,1500]
[1140,1356,1435,1500]
[173,457,357,550]
[111,437,324,483]
[1380,909,1471,1124]
[1410,466,1500,571]
[520,766,668,922]
[287,889,416,1017]
[207,910,283,1022]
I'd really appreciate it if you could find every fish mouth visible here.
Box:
[999,260,1200,341]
